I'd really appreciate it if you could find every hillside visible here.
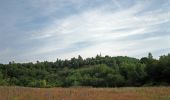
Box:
[0,53,170,88]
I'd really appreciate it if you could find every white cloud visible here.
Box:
[1,0,170,63]
[27,0,170,61]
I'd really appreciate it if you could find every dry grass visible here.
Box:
[0,86,170,100]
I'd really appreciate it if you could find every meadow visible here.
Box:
[0,87,170,100]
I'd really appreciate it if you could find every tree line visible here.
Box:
[0,53,170,87]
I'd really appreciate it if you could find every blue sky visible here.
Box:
[0,0,170,63]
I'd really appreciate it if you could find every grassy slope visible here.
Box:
[0,87,170,100]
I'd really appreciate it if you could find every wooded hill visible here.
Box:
[0,53,170,87]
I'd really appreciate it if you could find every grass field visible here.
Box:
[0,87,170,100]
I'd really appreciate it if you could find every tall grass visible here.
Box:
[0,86,169,100]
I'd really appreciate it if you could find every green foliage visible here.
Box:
[0,71,7,85]
[0,53,169,87]
[28,80,47,87]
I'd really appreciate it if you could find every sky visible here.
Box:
[0,0,170,63]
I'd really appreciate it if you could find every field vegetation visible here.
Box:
[0,87,170,100]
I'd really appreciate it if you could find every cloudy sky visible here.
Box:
[0,0,170,63]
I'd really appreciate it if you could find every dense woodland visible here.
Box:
[0,53,170,88]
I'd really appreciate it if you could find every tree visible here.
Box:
[140,57,148,64]
[0,53,170,87]
[0,72,7,85]
[148,52,153,59]
[78,55,84,67]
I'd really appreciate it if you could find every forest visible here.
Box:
[0,53,170,88]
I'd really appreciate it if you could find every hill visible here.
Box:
[0,53,170,87]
